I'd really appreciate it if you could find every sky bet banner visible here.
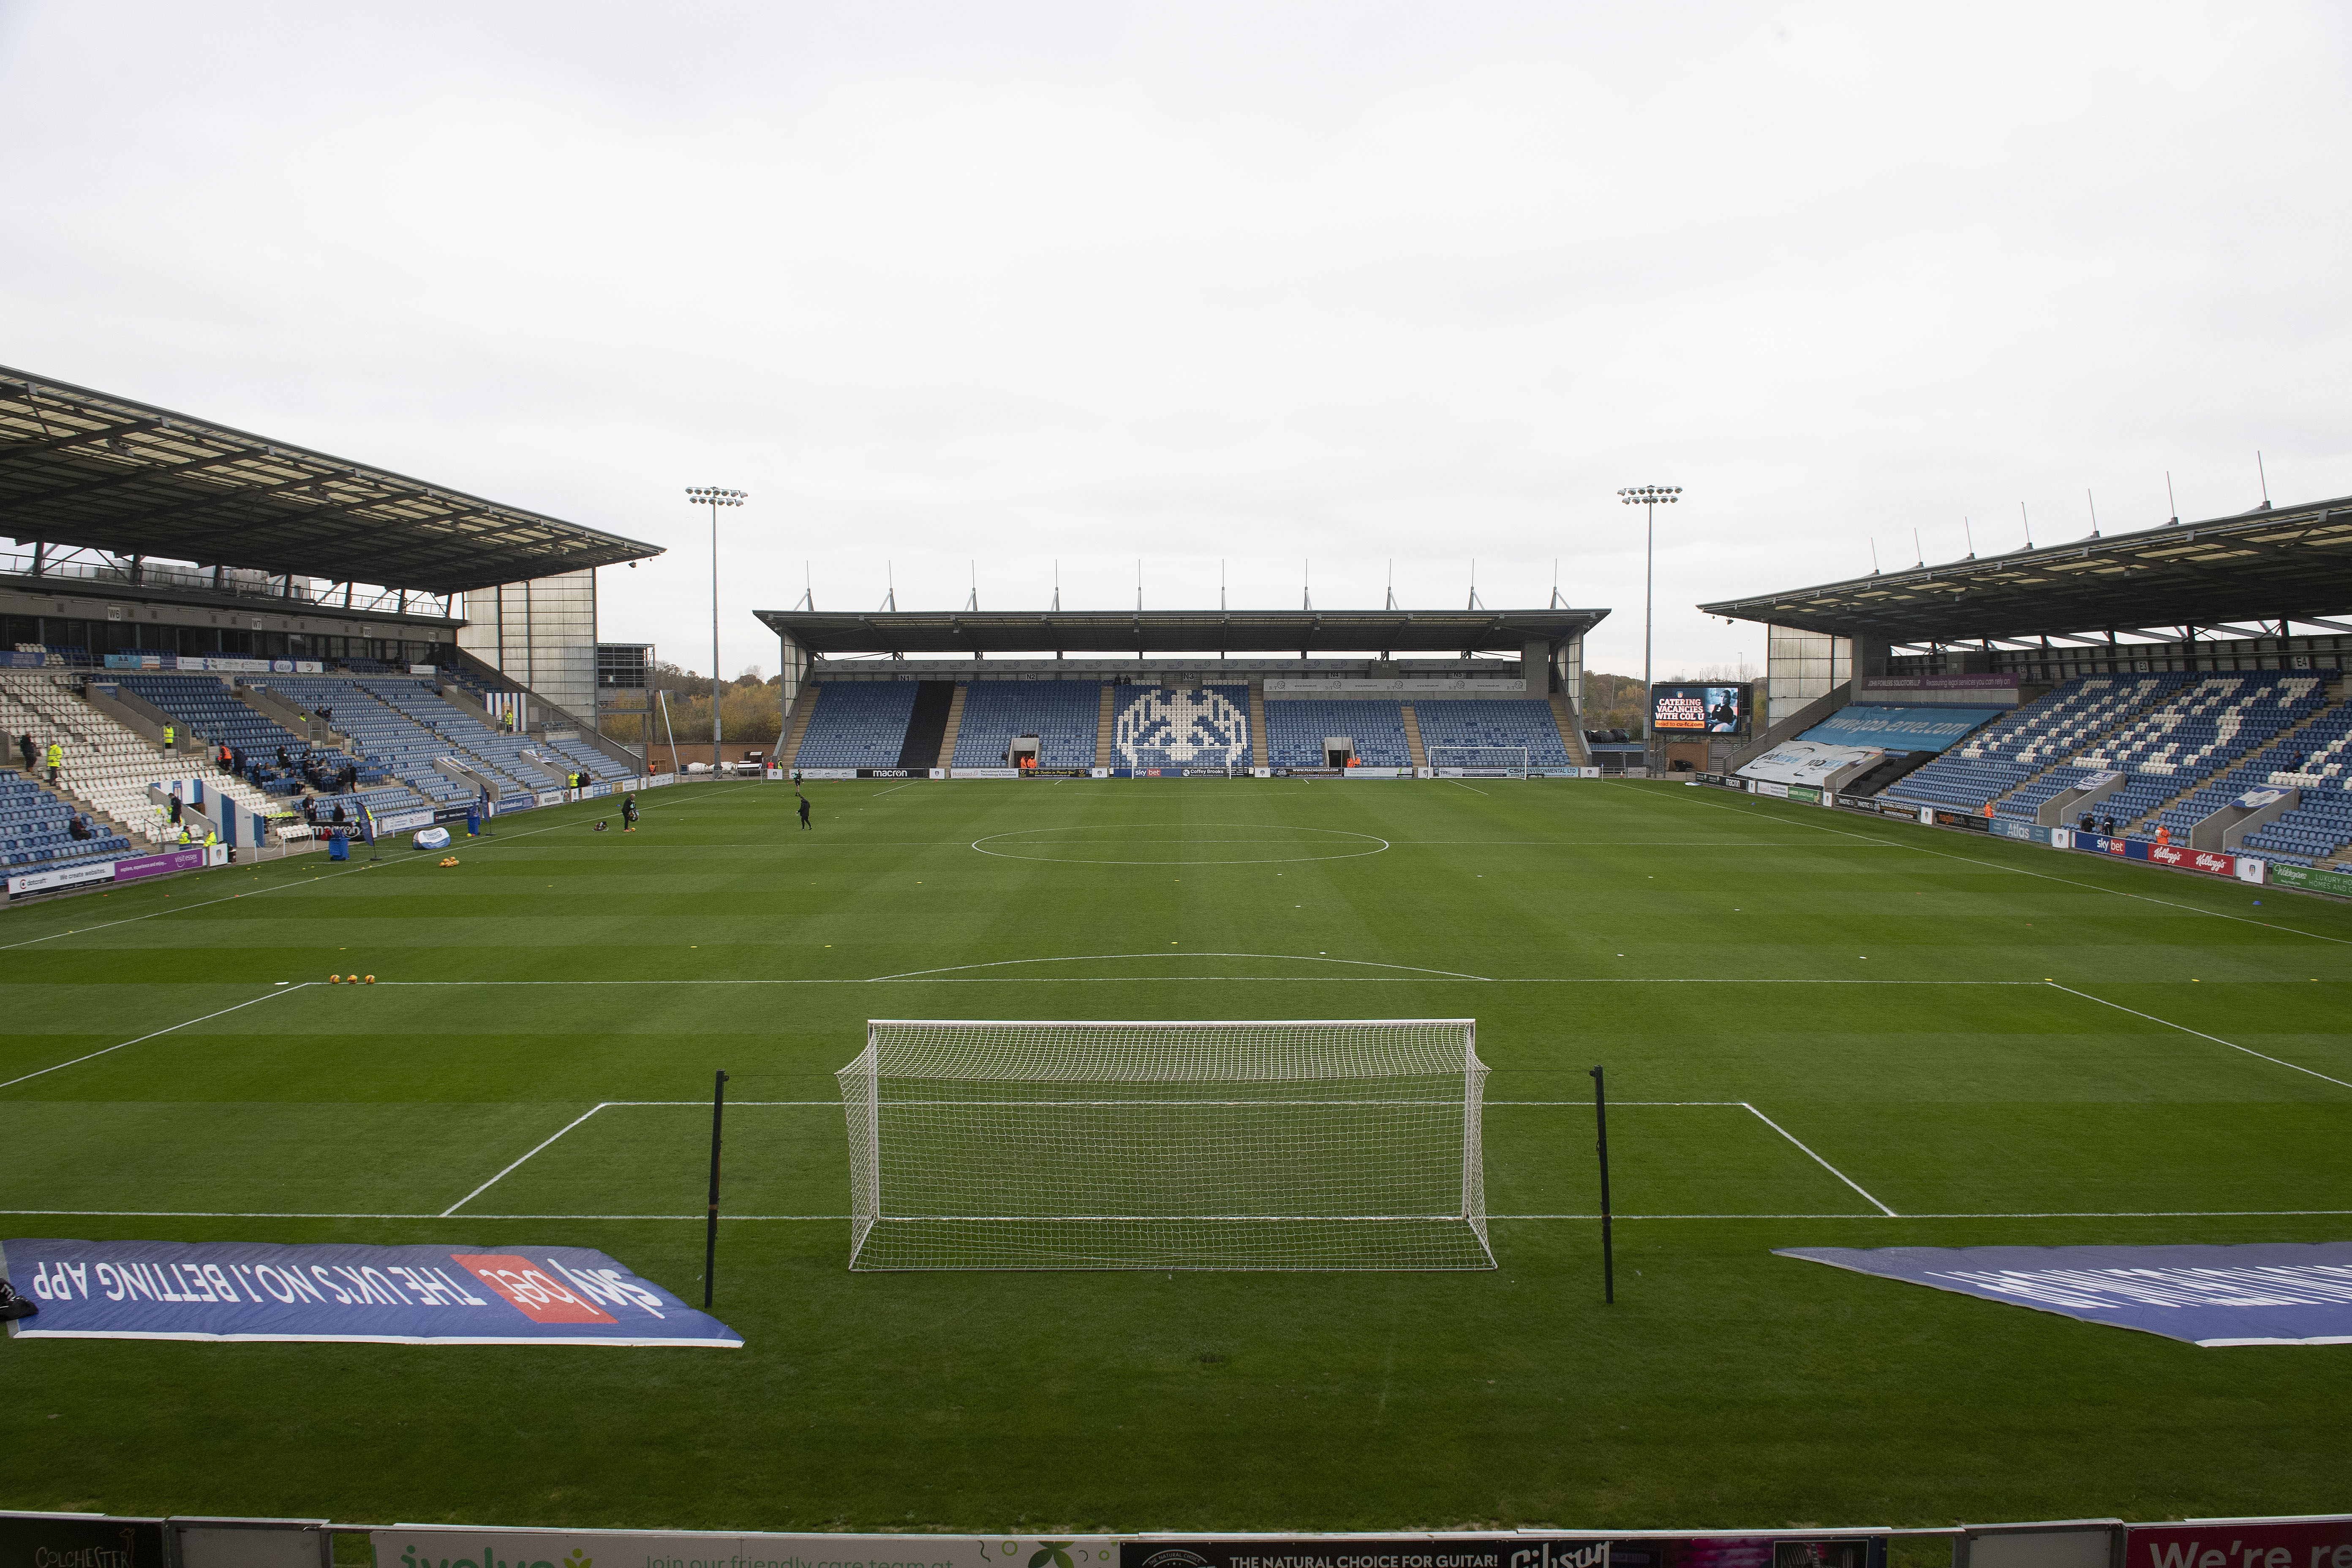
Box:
[2,1239,742,1347]
[1778,1242,2352,1346]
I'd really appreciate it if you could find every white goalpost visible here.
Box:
[836,1019,1493,1271]
[1428,746,1530,778]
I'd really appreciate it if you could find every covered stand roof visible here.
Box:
[0,366,662,594]
[1701,494,2352,645]
[753,607,1609,658]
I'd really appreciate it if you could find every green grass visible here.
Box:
[3,776,2349,1531]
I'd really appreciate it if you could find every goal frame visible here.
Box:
[1428,746,1530,779]
[838,1017,1492,1272]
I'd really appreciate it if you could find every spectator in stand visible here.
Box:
[2155,825,2171,848]
[44,738,62,785]
[169,793,182,826]
[218,742,233,774]
[331,801,347,825]
[2101,814,2117,837]
[16,731,33,772]
[68,814,90,841]
[341,762,357,793]
[302,794,318,825]
[276,744,291,771]
[2077,810,2095,833]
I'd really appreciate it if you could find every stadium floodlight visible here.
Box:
[1618,485,1682,751]
[837,1018,1493,1271]
[685,487,747,773]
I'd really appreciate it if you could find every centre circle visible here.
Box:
[969,824,1391,866]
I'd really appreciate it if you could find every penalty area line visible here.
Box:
[1740,1102,1899,1216]
[438,1103,610,1217]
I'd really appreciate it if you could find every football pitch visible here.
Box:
[4,776,2350,1533]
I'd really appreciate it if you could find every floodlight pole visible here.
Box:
[1590,1064,1614,1304]
[704,1068,729,1308]
[1617,486,1681,762]
[686,488,748,773]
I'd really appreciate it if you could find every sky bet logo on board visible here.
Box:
[0,1239,740,1347]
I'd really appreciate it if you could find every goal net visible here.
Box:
[837,1019,1492,1271]
[1428,746,1529,778]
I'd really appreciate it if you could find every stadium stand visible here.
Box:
[369,679,570,789]
[2050,673,2328,827]
[259,676,476,808]
[1112,683,1252,769]
[112,674,378,801]
[1413,699,1576,768]
[2151,697,2352,867]
[1264,699,1411,767]
[1883,675,2186,813]
[951,681,1099,769]
[541,735,631,784]
[0,673,195,844]
[795,681,920,770]
[0,768,134,871]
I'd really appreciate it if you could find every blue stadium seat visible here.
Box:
[1112,684,1250,769]
[1415,700,1573,767]
[950,681,1099,769]
[795,681,921,769]
[1264,700,1410,767]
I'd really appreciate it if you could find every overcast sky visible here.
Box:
[4,3,2346,681]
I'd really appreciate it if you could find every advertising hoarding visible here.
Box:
[1738,740,1883,788]
[1800,705,2005,751]
[1853,673,2020,707]
[1651,684,1745,733]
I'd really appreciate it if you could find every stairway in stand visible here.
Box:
[780,686,822,767]
[1399,704,1428,769]
[1547,692,1590,768]
[898,682,957,770]
[936,683,969,769]
[1094,683,1116,769]
[1248,680,1269,769]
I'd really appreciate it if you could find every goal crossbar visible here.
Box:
[838,1018,1492,1271]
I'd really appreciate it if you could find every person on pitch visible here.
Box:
[623,795,640,832]
[797,790,812,830]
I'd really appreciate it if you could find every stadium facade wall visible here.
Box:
[0,574,457,669]
[1888,629,2352,683]
[458,569,597,721]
